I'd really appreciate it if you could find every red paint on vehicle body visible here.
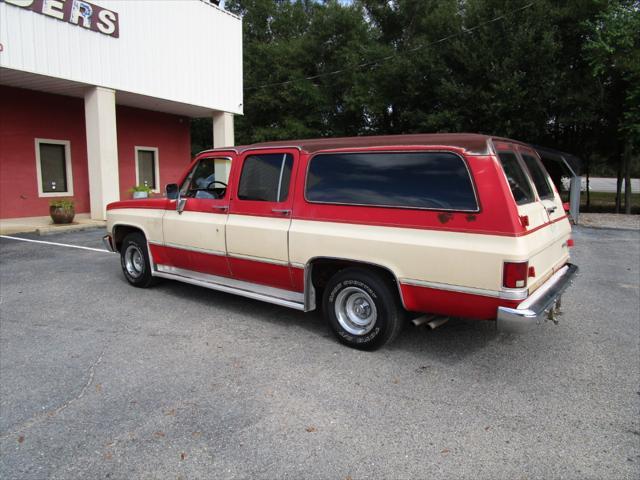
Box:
[228,256,298,291]
[107,198,169,210]
[291,151,527,237]
[400,284,520,320]
[152,244,232,278]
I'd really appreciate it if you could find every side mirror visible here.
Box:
[165,183,179,200]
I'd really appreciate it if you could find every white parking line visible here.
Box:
[0,235,112,254]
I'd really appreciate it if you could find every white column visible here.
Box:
[212,111,235,148]
[84,86,120,220]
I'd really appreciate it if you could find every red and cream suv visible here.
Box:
[104,134,578,350]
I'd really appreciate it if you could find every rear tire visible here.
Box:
[120,232,156,288]
[323,268,404,350]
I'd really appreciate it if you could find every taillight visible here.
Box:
[567,238,575,247]
[503,261,529,288]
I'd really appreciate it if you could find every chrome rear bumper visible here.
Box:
[497,263,578,333]
[102,234,115,253]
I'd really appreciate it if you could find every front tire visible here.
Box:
[120,232,156,288]
[323,268,404,350]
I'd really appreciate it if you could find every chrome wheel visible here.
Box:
[124,244,144,279]
[334,286,377,336]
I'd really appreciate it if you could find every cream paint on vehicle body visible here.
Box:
[163,206,227,255]
[289,218,572,294]
[106,208,164,244]
[107,207,571,298]
[226,214,291,263]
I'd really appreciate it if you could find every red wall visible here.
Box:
[0,86,192,219]
[0,85,90,218]
[116,106,191,199]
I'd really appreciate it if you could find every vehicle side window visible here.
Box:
[522,154,554,200]
[498,152,535,205]
[306,152,478,211]
[238,153,293,202]
[180,157,231,199]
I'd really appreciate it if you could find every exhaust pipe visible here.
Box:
[427,317,449,329]
[412,315,449,329]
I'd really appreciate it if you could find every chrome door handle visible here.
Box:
[212,205,229,212]
[546,206,557,214]
[272,208,291,215]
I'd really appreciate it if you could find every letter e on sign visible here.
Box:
[4,0,35,6]
[42,0,65,20]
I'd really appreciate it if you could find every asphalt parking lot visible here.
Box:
[0,226,638,480]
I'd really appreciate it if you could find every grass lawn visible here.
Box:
[579,191,640,214]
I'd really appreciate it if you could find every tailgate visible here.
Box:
[527,216,572,293]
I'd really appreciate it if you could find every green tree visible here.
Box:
[584,0,640,212]
[190,0,639,214]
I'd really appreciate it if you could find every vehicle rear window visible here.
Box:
[498,152,535,205]
[306,152,478,211]
[522,154,554,199]
[238,153,293,202]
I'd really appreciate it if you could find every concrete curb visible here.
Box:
[35,224,107,236]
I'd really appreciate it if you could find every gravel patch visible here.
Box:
[579,213,640,230]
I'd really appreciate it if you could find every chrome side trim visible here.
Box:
[149,240,226,258]
[227,252,289,267]
[154,264,305,311]
[399,278,529,301]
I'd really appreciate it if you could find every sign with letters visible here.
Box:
[1,0,119,38]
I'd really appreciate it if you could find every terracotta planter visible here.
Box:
[50,206,75,224]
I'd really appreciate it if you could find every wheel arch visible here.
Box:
[111,223,150,253]
[304,256,407,311]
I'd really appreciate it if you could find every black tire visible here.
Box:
[120,232,156,288]
[323,268,404,350]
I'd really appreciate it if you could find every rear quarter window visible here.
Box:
[498,152,535,205]
[305,151,478,211]
[521,154,554,200]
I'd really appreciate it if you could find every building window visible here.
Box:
[238,153,293,202]
[35,139,74,197]
[135,147,160,192]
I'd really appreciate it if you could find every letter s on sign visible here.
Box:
[97,9,116,36]
[4,0,35,6]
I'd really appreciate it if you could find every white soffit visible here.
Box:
[0,67,215,117]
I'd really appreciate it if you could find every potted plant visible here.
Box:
[129,184,153,199]
[49,198,75,224]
